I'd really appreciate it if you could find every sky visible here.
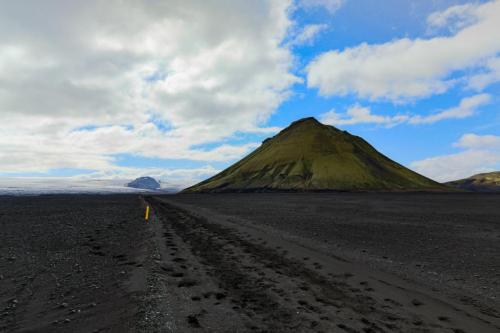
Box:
[1,0,499,188]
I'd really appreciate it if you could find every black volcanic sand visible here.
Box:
[167,193,500,318]
[0,195,148,332]
[2,193,500,332]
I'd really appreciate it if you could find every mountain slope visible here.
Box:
[446,172,500,192]
[184,118,443,192]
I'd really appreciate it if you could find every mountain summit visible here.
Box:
[184,117,442,192]
[127,176,161,190]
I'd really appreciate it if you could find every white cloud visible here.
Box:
[454,133,500,150]
[466,56,500,90]
[0,0,297,174]
[307,0,500,102]
[411,133,500,182]
[320,105,409,126]
[292,24,328,46]
[408,93,491,124]
[427,3,479,33]
[300,0,344,14]
[0,121,262,173]
[319,94,490,127]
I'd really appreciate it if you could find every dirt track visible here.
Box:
[167,192,500,311]
[141,196,500,332]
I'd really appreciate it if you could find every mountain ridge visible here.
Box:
[446,171,500,192]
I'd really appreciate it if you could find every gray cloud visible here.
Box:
[0,0,297,173]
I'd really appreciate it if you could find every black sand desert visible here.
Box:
[1,193,499,332]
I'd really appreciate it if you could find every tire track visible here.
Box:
[148,197,479,333]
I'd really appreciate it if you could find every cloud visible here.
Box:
[0,0,297,174]
[319,94,490,127]
[427,3,479,33]
[320,105,409,126]
[306,0,500,102]
[408,93,491,124]
[410,133,500,182]
[466,56,500,91]
[0,121,262,173]
[300,0,344,14]
[291,24,328,46]
[454,133,500,150]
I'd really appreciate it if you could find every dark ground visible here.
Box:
[0,195,148,332]
[168,193,500,312]
[1,193,499,332]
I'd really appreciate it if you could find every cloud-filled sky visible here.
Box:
[1,0,499,186]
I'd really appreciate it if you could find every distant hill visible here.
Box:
[183,117,443,192]
[446,172,500,192]
[127,177,161,190]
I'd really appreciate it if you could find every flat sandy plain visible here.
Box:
[0,193,499,332]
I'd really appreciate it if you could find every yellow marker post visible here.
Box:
[145,205,150,221]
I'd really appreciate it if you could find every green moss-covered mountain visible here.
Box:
[183,117,443,192]
[446,172,500,192]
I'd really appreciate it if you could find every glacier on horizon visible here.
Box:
[0,177,166,195]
